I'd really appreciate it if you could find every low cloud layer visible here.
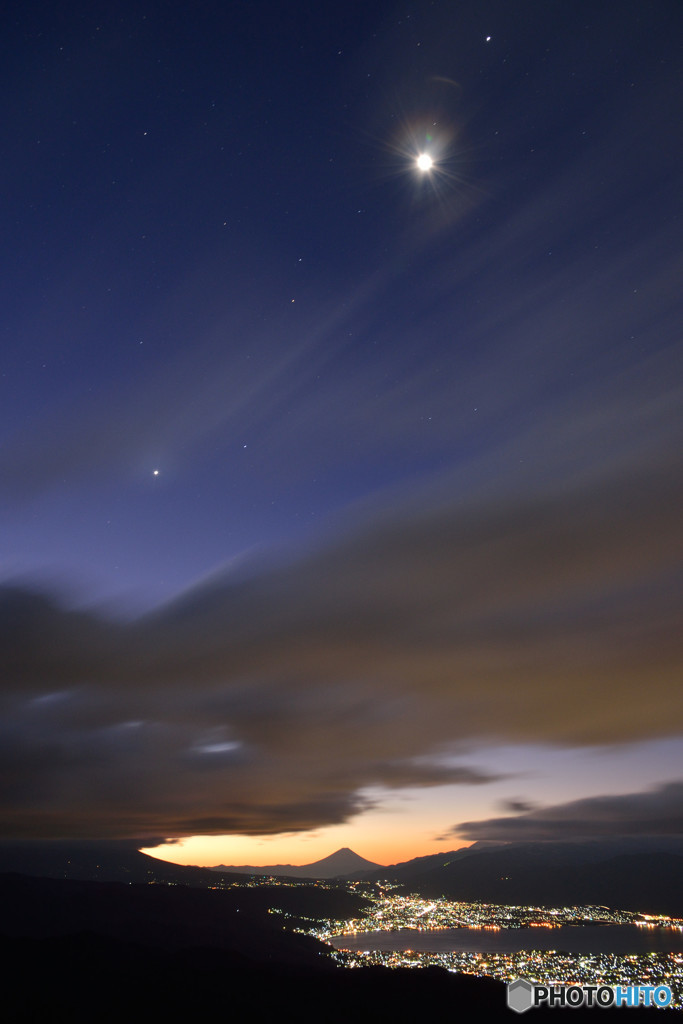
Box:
[1,451,681,840]
[453,781,683,841]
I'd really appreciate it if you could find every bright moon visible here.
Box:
[416,153,433,172]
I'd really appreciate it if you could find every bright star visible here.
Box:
[153,469,159,476]
[416,153,433,172]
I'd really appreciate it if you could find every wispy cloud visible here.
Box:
[452,781,683,841]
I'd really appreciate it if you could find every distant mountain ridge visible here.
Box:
[360,838,683,917]
[2,837,682,916]
[0,840,235,886]
[211,846,382,879]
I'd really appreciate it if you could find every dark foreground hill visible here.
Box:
[0,871,368,952]
[0,874,662,1022]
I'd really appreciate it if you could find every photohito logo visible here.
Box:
[507,978,672,1012]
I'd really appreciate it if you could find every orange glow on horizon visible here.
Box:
[140,831,472,869]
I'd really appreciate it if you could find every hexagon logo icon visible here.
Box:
[507,978,534,1013]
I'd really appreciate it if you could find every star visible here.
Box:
[416,153,433,172]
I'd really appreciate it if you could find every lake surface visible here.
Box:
[329,926,683,955]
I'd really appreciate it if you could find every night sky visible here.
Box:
[2,0,681,867]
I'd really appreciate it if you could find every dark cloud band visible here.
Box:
[1,450,681,840]
[453,782,683,841]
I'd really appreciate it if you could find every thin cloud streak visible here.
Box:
[453,782,683,841]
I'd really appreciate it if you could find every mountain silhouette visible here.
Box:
[211,846,383,878]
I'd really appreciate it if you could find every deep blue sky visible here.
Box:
[1,0,681,861]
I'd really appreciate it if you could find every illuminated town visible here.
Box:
[203,872,683,1007]
[318,886,653,930]
[251,880,683,1009]
[331,948,683,1009]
